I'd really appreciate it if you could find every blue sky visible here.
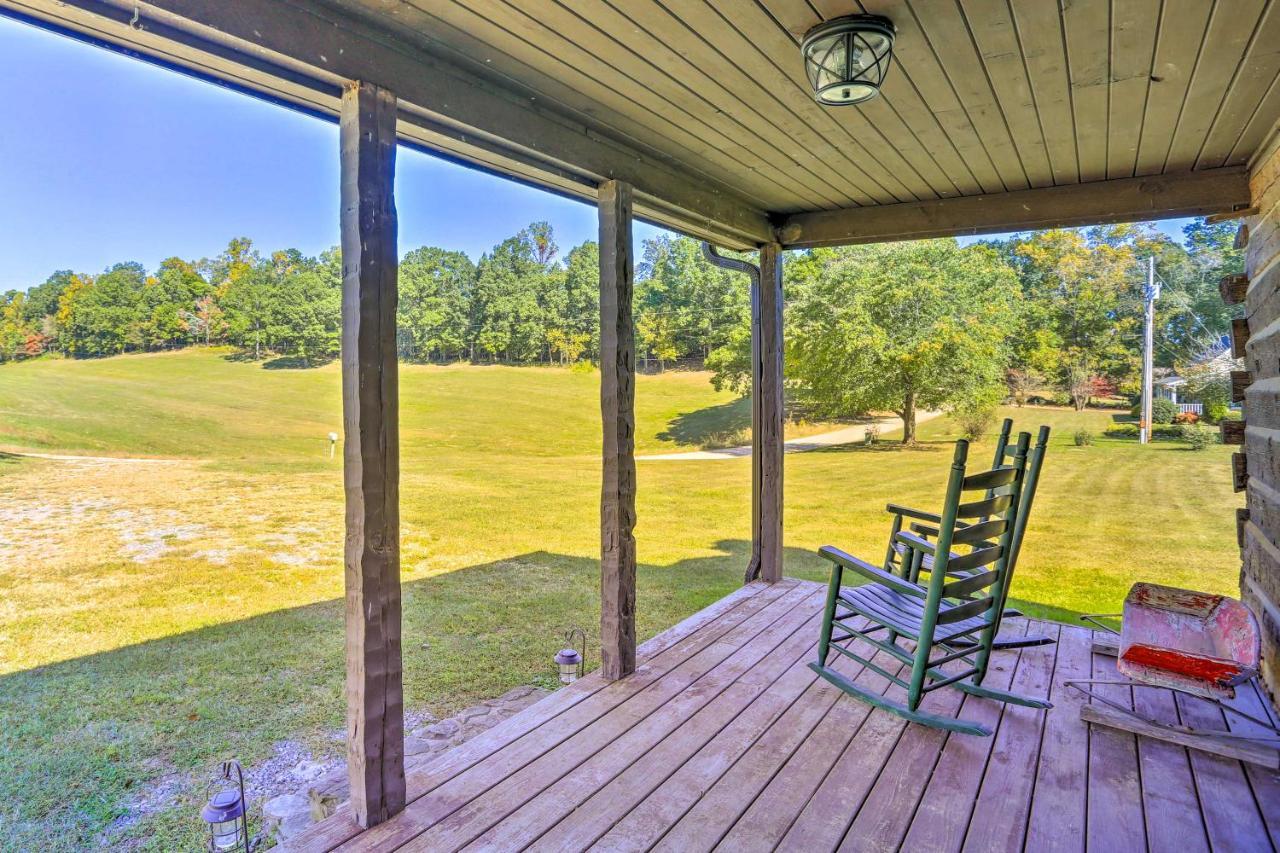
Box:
[0,15,1193,292]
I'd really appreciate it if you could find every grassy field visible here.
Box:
[0,348,1244,849]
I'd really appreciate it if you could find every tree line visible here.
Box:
[1,218,1240,441]
[0,222,748,369]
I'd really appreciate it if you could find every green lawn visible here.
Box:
[0,348,1244,849]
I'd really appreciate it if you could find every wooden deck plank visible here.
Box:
[1224,680,1280,846]
[1024,624,1092,853]
[588,628,874,851]
[524,619,839,852]
[714,647,909,851]
[900,621,1032,853]
[960,623,1060,852]
[353,581,808,845]
[456,595,828,851]
[1177,690,1273,852]
[838,625,1028,853]
[325,581,804,851]
[1131,684,1209,853]
[647,633,884,850]
[285,581,779,851]
[1085,642,1148,852]
[300,587,1277,853]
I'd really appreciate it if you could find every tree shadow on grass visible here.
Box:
[0,537,1111,850]
[657,397,751,448]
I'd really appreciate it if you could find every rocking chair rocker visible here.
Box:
[880,418,1052,652]
[811,433,1052,736]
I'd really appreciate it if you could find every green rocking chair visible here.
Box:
[881,418,1052,651]
[811,433,1052,735]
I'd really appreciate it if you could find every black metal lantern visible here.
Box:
[200,760,249,852]
[801,14,896,106]
[554,627,587,684]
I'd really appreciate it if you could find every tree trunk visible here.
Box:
[901,389,917,446]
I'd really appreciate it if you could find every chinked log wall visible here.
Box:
[1239,130,1280,708]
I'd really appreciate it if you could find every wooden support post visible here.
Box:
[1232,317,1251,359]
[757,243,784,583]
[1236,223,1250,250]
[1220,273,1250,305]
[599,179,637,681]
[340,80,405,828]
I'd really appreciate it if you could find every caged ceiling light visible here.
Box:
[801,14,896,106]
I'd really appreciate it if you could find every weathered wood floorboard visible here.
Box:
[294,581,1277,853]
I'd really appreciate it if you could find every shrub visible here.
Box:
[1151,398,1177,424]
[1103,423,1186,441]
[1074,429,1093,446]
[1183,424,1213,450]
[1173,411,1200,425]
[1104,424,1139,439]
[955,408,996,442]
[1204,402,1228,424]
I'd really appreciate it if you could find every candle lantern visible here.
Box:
[554,627,587,684]
[200,760,249,853]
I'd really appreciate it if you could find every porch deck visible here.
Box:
[289,578,1280,852]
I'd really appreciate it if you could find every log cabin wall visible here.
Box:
[1240,130,1280,709]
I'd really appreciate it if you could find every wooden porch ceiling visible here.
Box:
[2,0,1272,247]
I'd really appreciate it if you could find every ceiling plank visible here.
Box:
[321,0,804,211]
[846,0,1007,194]
[1006,0,1079,185]
[1164,0,1266,170]
[1197,1,1280,168]
[0,0,772,246]
[1107,0,1161,179]
[957,0,1054,187]
[1135,0,1211,176]
[776,167,1250,247]
[758,0,981,197]
[387,0,841,210]
[908,0,1036,189]
[1062,0,1112,182]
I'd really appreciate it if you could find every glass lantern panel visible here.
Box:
[850,32,890,73]
[559,662,578,683]
[211,819,242,851]
[806,33,848,91]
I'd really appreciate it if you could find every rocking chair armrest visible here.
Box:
[885,503,942,524]
[819,545,928,598]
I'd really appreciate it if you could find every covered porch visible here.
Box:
[5,1,1278,850]
[291,578,1280,851]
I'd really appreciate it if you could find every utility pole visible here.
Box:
[1140,256,1159,444]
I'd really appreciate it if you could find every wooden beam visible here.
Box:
[775,168,1251,248]
[340,81,404,828]
[1220,273,1250,305]
[1234,452,1250,492]
[1233,317,1252,359]
[757,244,785,583]
[0,0,770,249]
[1232,370,1253,403]
[599,179,637,681]
[1223,420,1247,445]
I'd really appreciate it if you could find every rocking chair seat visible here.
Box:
[838,584,990,646]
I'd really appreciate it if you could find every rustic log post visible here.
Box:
[599,179,637,681]
[340,80,405,828]
[757,243,784,583]
[1232,370,1253,403]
